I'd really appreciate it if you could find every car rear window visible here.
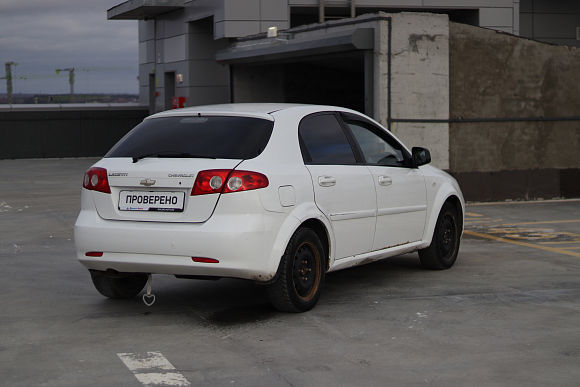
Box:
[105,116,274,160]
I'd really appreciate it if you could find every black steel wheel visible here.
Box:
[418,202,461,270]
[90,272,148,299]
[267,228,325,312]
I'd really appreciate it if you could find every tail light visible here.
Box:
[191,169,268,196]
[83,167,111,194]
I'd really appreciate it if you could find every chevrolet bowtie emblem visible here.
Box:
[140,179,156,186]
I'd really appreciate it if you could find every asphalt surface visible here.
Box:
[1,158,579,387]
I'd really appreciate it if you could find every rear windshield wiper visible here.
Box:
[132,151,216,163]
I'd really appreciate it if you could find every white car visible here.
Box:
[75,103,464,312]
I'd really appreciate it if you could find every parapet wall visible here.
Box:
[0,105,149,159]
[448,22,580,201]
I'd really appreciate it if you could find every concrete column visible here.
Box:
[378,13,450,170]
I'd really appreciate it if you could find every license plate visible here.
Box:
[119,191,185,212]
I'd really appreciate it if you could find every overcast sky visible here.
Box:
[0,0,138,95]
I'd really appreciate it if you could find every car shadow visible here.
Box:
[92,253,428,326]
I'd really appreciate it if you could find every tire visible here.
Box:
[419,202,461,270]
[267,228,326,312]
[90,272,148,299]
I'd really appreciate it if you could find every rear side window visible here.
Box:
[106,116,274,160]
[299,114,356,165]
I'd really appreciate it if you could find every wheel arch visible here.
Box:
[299,218,331,271]
[262,202,333,285]
[423,182,465,247]
[444,194,464,235]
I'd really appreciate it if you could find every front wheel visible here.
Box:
[267,228,326,312]
[90,272,148,299]
[419,202,461,270]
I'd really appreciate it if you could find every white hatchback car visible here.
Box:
[75,103,464,312]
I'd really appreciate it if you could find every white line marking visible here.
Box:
[118,352,191,387]
[134,373,191,386]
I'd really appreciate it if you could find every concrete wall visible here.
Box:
[449,22,580,200]
[0,106,148,159]
[385,12,450,170]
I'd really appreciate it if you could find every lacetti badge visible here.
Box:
[140,179,156,186]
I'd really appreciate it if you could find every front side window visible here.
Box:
[106,116,274,160]
[345,120,407,167]
[299,114,356,165]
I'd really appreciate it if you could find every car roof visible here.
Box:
[146,103,359,121]
[147,103,300,120]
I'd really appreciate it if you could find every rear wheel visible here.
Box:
[419,202,460,270]
[267,228,325,312]
[90,272,148,299]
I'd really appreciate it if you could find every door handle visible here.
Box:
[318,176,336,187]
[378,176,392,186]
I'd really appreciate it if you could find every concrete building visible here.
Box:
[108,0,580,115]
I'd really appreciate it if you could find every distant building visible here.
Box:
[108,0,580,114]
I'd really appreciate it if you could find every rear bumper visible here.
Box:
[74,208,288,282]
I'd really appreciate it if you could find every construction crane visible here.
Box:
[55,67,132,95]
[3,62,17,105]
[2,62,67,105]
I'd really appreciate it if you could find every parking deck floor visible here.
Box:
[1,158,579,387]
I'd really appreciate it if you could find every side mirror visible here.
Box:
[412,147,431,167]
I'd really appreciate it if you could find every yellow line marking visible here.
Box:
[465,212,484,217]
[559,247,580,250]
[540,241,580,244]
[497,220,580,226]
[464,230,580,258]
[479,228,555,234]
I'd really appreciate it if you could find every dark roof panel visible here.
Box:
[216,28,374,65]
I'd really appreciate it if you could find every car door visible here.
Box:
[339,113,427,251]
[299,112,376,260]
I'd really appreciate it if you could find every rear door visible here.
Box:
[299,113,376,260]
[339,113,427,250]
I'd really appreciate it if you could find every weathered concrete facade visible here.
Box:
[449,22,580,201]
